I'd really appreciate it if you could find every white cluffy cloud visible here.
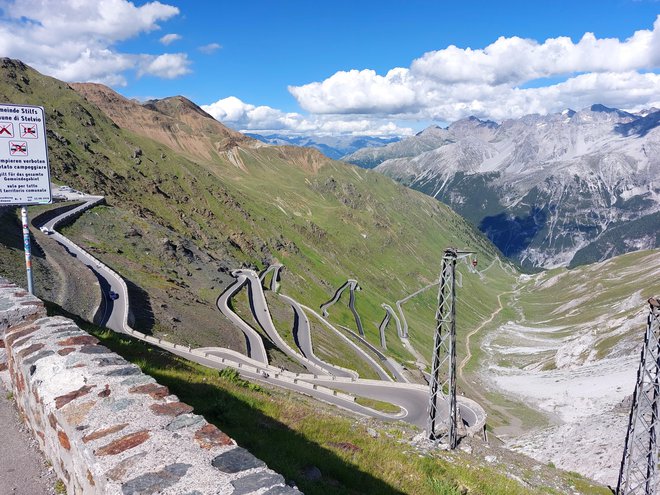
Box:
[289,15,660,122]
[159,33,182,45]
[202,96,413,137]
[198,43,222,54]
[0,0,190,85]
[138,53,190,79]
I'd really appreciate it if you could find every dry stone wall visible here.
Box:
[0,277,300,495]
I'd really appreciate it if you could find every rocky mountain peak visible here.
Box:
[448,116,499,138]
[573,104,636,122]
[589,103,626,115]
[368,104,660,269]
[416,125,446,136]
[636,107,660,117]
[144,95,216,122]
[71,82,261,163]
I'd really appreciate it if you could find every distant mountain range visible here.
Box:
[345,106,660,269]
[244,133,400,160]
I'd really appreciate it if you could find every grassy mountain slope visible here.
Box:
[0,58,512,370]
[514,248,660,363]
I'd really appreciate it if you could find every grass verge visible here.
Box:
[43,301,610,495]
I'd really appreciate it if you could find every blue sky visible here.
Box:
[1,0,659,135]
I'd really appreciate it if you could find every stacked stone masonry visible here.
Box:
[0,278,301,495]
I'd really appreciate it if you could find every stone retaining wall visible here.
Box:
[0,278,300,495]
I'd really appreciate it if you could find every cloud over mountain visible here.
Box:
[289,15,660,122]
[201,96,412,136]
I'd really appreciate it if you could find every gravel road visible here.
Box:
[0,380,56,495]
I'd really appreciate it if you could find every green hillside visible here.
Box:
[0,58,513,370]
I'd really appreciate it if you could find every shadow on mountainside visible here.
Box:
[614,111,660,137]
[478,206,548,258]
[89,267,113,327]
[125,277,155,335]
[0,207,27,251]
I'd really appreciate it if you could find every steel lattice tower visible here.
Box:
[428,248,473,448]
[617,297,660,495]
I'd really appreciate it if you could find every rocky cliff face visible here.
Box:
[71,83,263,164]
[351,106,660,269]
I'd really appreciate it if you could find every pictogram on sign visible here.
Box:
[20,123,37,139]
[9,141,28,155]
[0,122,14,137]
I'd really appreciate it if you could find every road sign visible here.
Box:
[0,103,51,205]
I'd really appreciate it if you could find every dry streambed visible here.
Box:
[478,264,657,486]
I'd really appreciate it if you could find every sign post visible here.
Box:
[20,206,34,293]
[0,103,52,294]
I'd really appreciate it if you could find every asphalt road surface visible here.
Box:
[216,272,269,363]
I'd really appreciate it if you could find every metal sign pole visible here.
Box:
[21,205,34,294]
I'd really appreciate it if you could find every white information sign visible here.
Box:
[0,103,51,205]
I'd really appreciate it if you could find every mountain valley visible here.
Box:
[0,58,658,493]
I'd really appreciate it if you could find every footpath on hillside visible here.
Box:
[0,380,56,495]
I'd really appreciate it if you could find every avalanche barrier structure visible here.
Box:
[0,277,300,495]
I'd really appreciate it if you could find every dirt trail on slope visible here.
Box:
[457,288,526,438]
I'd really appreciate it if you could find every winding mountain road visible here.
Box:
[38,196,127,332]
[300,303,394,381]
[379,303,404,348]
[338,325,409,383]
[259,263,283,292]
[279,293,357,378]
[234,269,330,375]
[216,272,269,363]
[320,279,364,336]
[36,196,487,436]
